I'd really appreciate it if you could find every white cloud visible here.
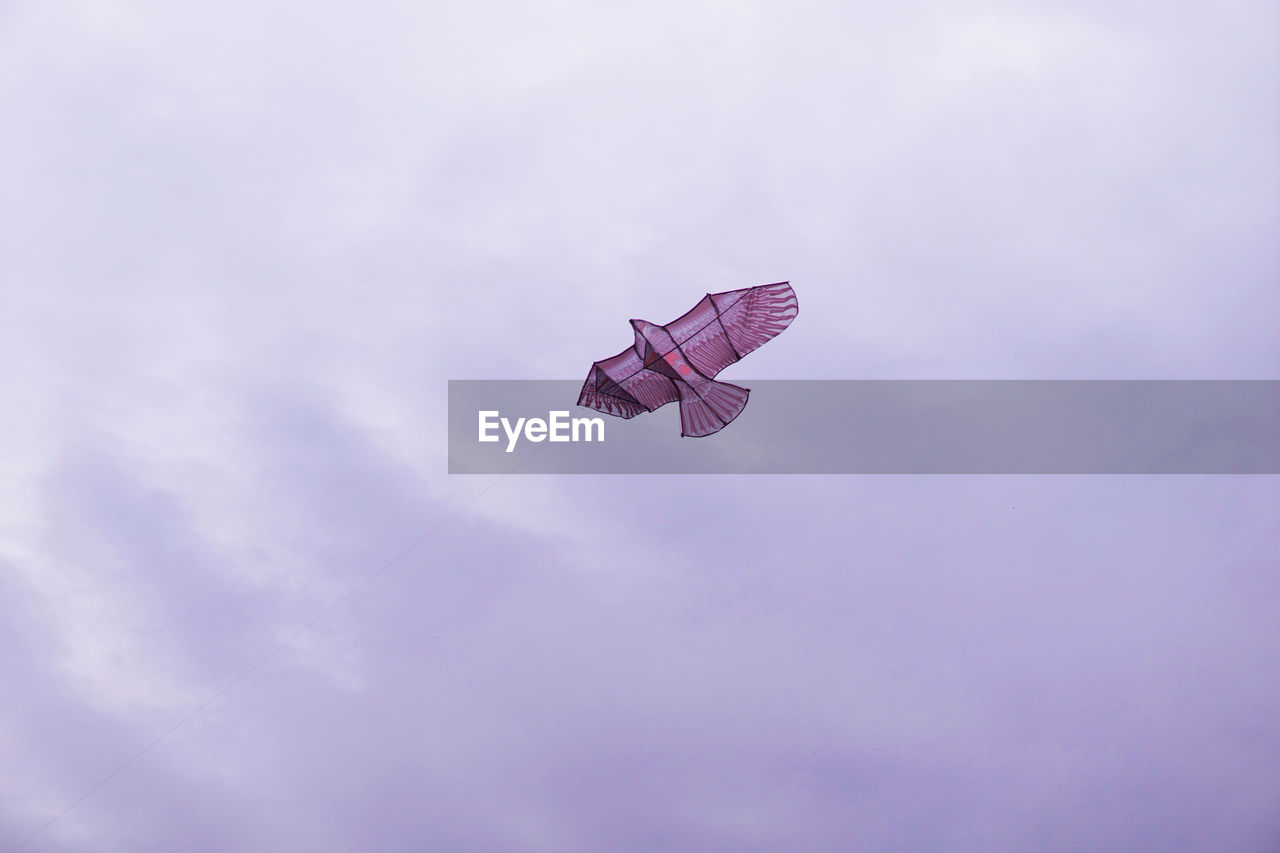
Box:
[1,0,1277,849]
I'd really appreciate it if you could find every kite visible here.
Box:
[577,281,799,437]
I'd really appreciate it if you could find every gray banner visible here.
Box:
[448,380,1280,474]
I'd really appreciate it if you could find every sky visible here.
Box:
[1,1,1278,850]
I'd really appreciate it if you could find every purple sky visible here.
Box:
[2,2,1279,851]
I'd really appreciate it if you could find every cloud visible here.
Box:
[2,0,1278,850]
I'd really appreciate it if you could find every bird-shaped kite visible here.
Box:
[577,281,798,437]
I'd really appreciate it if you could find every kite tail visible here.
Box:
[678,378,749,437]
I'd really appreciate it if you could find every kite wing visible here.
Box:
[577,346,679,418]
[665,281,798,379]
